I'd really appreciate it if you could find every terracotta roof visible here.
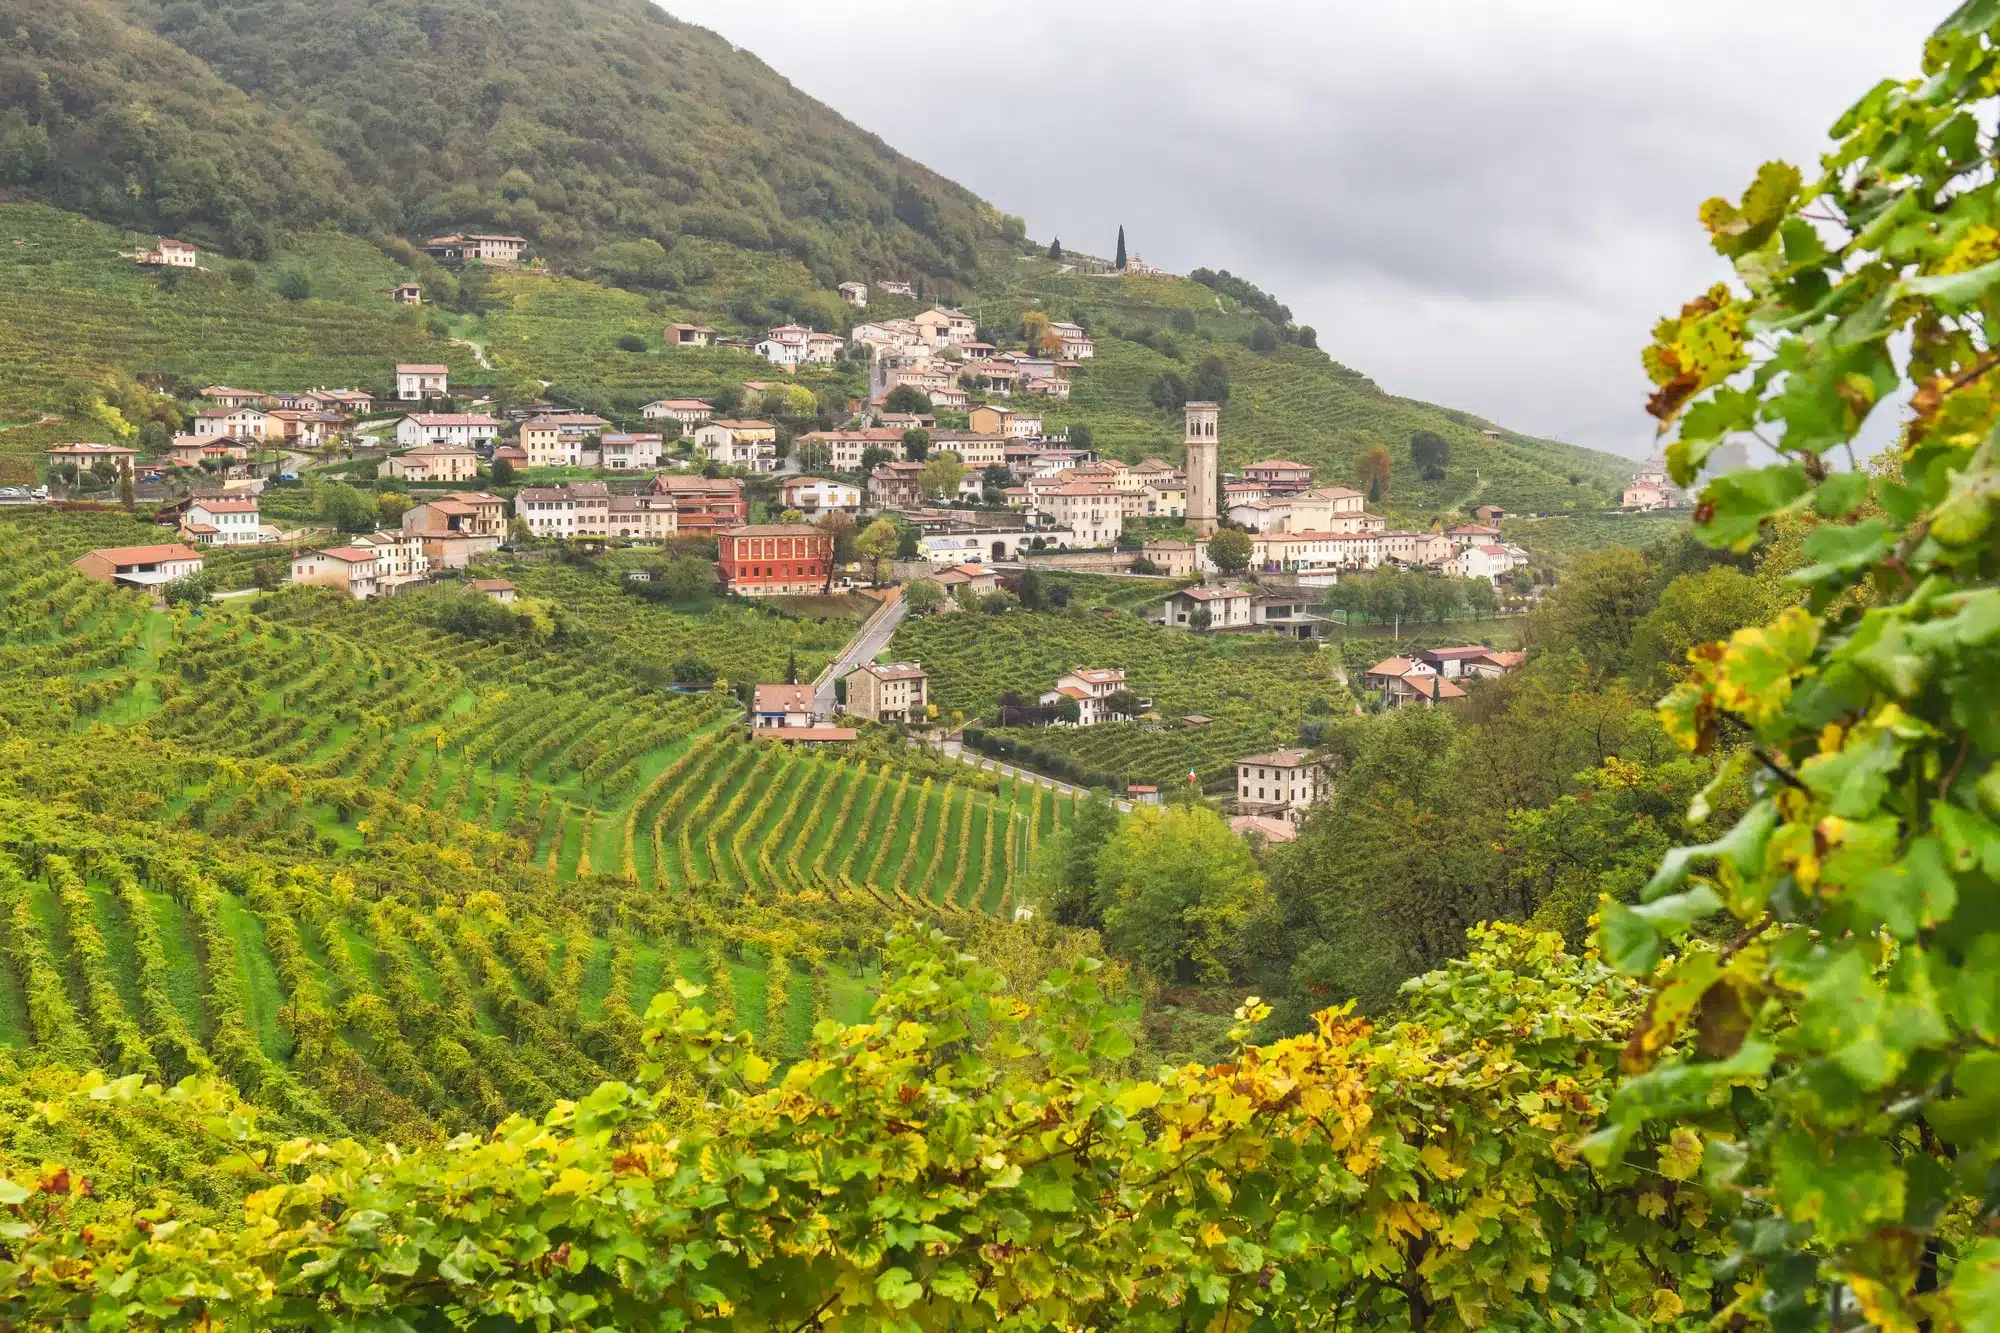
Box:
[312,547,377,564]
[711,419,776,430]
[651,474,743,496]
[1422,646,1494,661]
[1229,815,1298,844]
[188,497,258,513]
[180,522,218,535]
[1366,657,1422,676]
[1406,675,1467,700]
[1176,584,1250,602]
[1052,685,1091,700]
[396,364,449,374]
[470,579,515,593]
[47,442,138,455]
[81,543,201,565]
[195,407,263,418]
[1239,749,1318,769]
[1069,668,1124,684]
[1481,650,1527,668]
[753,684,816,713]
[754,726,857,742]
[652,399,714,409]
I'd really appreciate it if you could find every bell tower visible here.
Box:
[1184,401,1220,537]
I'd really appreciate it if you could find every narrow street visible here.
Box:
[813,592,907,713]
[927,743,1132,812]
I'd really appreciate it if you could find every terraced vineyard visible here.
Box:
[0,204,478,469]
[1502,511,1689,566]
[0,510,1070,1126]
[481,269,869,408]
[896,608,1350,788]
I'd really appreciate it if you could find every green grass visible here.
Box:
[143,890,210,1040]
[84,879,146,1028]
[217,895,289,1061]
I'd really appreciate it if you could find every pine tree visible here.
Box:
[786,650,799,685]
[1115,225,1127,271]
[1048,236,1062,261]
[117,464,135,511]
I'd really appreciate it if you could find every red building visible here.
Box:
[717,524,834,597]
[647,474,747,533]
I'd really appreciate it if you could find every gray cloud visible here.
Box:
[664,0,1937,458]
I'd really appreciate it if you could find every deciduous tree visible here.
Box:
[1206,528,1252,574]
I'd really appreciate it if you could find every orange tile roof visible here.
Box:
[85,543,202,564]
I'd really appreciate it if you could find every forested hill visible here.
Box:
[0,0,1004,279]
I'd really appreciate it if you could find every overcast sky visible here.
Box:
[665,1,1938,460]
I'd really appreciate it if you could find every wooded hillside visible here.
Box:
[1,0,1005,279]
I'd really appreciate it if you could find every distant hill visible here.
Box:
[0,0,1635,512]
[0,0,1004,282]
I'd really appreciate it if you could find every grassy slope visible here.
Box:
[0,203,474,475]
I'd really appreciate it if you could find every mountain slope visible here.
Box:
[0,0,1635,511]
[2,0,1005,280]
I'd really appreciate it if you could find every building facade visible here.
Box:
[647,475,747,533]
[395,414,500,450]
[71,544,203,589]
[717,525,834,597]
[846,662,928,722]
[1234,749,1328,823]
[291,548,380,599]
[180,496,266,546]
[395,364,450,401]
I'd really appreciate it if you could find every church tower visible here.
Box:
[1184,401,1220,537]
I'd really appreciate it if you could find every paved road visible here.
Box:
[935,745,1132,812]
[814,594,907,713]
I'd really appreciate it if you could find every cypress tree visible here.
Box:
[1048,236,1062,261]
[1115,225,1127,270]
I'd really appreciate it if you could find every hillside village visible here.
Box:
[18,229,1637,838]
